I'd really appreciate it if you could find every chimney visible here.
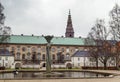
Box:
[21,34,23,36]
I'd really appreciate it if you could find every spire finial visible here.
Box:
[69,9,71,15]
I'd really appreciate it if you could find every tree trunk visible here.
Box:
[104,62,107,70]
[96,59,98,69]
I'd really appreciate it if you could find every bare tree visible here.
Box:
[86,19,111,69]
[109,4,120,40]
[0,2,11,49]
[109,4,120,69]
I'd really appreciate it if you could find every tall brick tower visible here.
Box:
[65,10,74,37]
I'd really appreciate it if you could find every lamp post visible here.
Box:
[44,36,53,73]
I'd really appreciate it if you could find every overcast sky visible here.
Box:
[0,0,120,37]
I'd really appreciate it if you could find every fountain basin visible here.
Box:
[0,70,113,79]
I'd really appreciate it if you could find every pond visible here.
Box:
[0,71,111,79]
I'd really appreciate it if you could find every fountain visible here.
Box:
[32,35,58,76]
[44,35,53,74]
[33,35,64,77]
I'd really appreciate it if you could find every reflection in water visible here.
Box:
[0,72,110,79]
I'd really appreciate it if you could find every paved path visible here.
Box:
[1,78,120,82]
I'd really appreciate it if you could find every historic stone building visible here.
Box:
[3,35,88,68]
[0,10,117,69]
[0,11,90,68]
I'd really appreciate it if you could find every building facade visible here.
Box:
[0,49,14,68]
[1,35,89,68]
[71,50,116,68]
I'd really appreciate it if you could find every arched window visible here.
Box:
[22,47,26,52]
[31,47,36,52]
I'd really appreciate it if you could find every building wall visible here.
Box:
[0,56,14,68]
[0,43,90,68]
[50,45,87,63]
[8,44,46,61]
[71,56,116,68]
[71,57,90,68]
[7,44,87,61]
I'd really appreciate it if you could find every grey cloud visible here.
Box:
[0,0,120,37]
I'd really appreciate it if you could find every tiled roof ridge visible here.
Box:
[53,36,86,39]
[10,34,42,37]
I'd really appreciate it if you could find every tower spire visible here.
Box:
[69,9,71,15]
[65,10,74,37]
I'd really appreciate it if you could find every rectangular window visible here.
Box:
[51,48,55,52]
[37,53,41,60]
[27,53,31,60]
[16,53,20,60]
[41,47,45,52]
[52,54,55,60]
[12,47,15,51]
[17,46,21,51]
[66,48,69,52]
[38,48,41,52]
[75,47,78,51]
[57,46,61,52]
[22,54,25,60]
[78,63,80,66]
[62,48,64,52]
[5,57,8,60]
[42,54,45,60]
[5,63,8,67]
[6,47,10,51]
[28,48,31,52]
[78,58,80,61]
[17,48,20,51]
